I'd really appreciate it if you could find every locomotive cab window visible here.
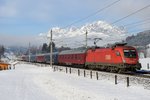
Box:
[124,50,136,58]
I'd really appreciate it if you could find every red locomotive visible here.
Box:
[85,43,141,73]
[58,43,141,73]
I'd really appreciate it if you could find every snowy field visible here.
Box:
[0,62,150,100]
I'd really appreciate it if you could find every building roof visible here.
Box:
[0,62,10,65]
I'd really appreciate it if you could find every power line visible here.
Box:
[54,2,150,47]
[125,21,150,28]
[62,0,121,29]
[123,17,150,27]
[128,26,150,33]
[112,4,150,24]
[122,18,150,34]
[54,34,85,42]
[52,0,122,48]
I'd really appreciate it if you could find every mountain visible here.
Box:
[126,30,150,46]
[49,21,127,47]
[5,46,28,56]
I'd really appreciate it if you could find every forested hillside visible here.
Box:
[126,30,150,46]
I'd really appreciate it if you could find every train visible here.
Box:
[21,43,141,73]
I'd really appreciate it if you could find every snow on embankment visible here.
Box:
[139,58,150,70]
[33,64,150,100]
[34,71,99,100]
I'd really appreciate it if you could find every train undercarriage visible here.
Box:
[85,62,141,73]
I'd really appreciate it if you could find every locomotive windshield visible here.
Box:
[124,49,137,58]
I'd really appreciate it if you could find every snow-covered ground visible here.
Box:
[139,58,150,70]
[0,62,150,100]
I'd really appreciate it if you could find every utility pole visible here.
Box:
[85,30,88,49]
[29,42,30,62]
[50,30,53,68]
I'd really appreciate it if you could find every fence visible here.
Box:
[22,62,150,89]
[52,66,134,87]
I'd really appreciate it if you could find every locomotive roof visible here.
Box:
[59,49,87,55]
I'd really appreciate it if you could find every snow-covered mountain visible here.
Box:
[47,21,127,48]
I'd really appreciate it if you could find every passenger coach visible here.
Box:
[58,49,86,67]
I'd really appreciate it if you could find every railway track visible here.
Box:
[22,61,150,79]
[123,70,150,79]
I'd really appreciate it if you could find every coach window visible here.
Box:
[76,55,78,59]
[78,55,79,59]
[78,56,81,60]
[65,56,67,59]
[75,55,77,59]
[66,56,67,59]
[80,56,82,60]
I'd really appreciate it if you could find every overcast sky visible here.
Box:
[0,0,150,47]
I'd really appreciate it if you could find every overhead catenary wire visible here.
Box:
[57,3,150,39]
[53,2,150,48]
[122,18,150,34]
[56,36,124,47]
[111,4,150,24]
[123,17,150,27]
[125,21,150,28]
[62,0,121,29]
[53,29,100,42]
[128,26,150,33]
[52,0,122,48]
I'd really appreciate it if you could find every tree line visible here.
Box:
[25,42,71,55]
[0,45,5,61]
[41,42,71,53]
